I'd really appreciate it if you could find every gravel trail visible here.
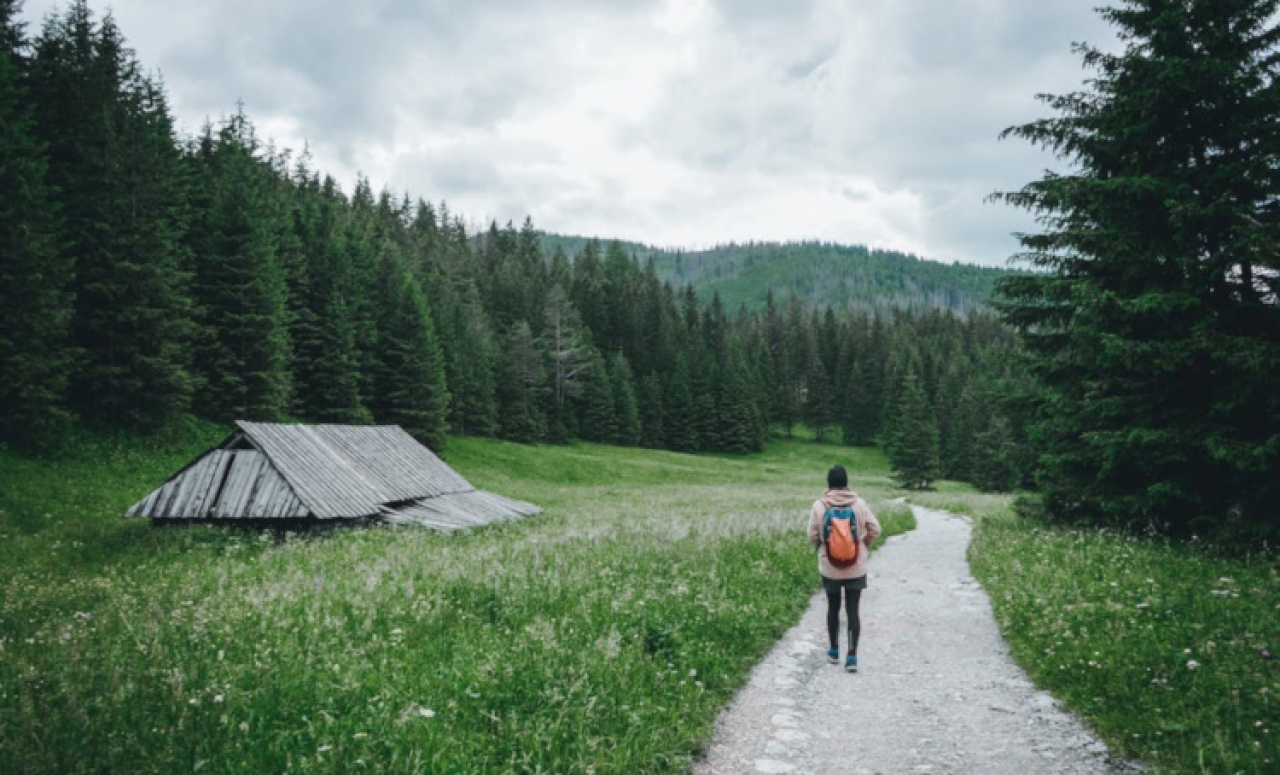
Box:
[693,506,1135,775]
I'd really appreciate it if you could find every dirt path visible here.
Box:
[693,506,1134,775]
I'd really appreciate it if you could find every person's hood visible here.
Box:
[822,488,859,508]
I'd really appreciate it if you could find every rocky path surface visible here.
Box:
[693,506,1134,775]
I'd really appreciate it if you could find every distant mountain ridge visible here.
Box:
[538,234,1017,314]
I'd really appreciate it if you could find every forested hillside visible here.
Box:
[539,235,1014,314]
[0,0,1023,495]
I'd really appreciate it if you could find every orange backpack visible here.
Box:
[822,503,860,568]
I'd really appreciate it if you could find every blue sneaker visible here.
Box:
[845,654,858,673]
[826,648,839,664]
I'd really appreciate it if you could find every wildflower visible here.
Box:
[318,745,332,753]
[239,722,249,732]
[353,732,368,740]
[418,707,435,718]
[1186,660,1200,671]
[214,695,224,704]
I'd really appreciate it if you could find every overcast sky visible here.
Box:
[20,0,1116,266]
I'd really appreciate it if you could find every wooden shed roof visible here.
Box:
[127,422,540,529]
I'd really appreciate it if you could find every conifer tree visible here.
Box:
[970,415,1019,492]
[443,282,498,437]
[543,286,592,442]
[371,256,450,450]
[579,349,617,443]
[663,355,699,452]
[497,321,546,442]
[32,3,195,427]
[571,239,608,340]
[994,0,1280,536]
[637,373,666,448]
[889,370,941,490]
[310,292,370,424]
[803,336,837,441]
[943,380,983,482]
[187,112,291,421]
[608,352,642,446]
[716,339,764,453]
[779,296,809,433]
[0,0,73,447]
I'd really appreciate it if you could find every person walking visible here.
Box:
[808,464,881,672]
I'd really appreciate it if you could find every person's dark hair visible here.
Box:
[827,465,848,489]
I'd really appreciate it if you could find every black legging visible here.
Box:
[825,584,862,654]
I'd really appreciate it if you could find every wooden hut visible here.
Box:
[127,421,540,530]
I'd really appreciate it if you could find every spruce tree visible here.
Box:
[310,292,371,424]
[889,370,941,490]
[544,286,591,442]
[579,349,616,444]
[803,340,837,441]
[443,282,499,437]
[608,352,642,446]
[31,4,195,427]
[994,0,1280,537]
[663,356,699,452]
[716,339,764,453]
[637,373,666,448]
[0,0,73,447]
[971,415,1019,493]
[371,257,450,450]
[497,321,546,443]
[187,112,291,421]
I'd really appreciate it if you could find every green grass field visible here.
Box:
[0,426,911,774]
[5,428,1276,774]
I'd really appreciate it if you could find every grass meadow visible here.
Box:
[0,425,912,774]
[5,427,1276,774]
[911,487,1280,775]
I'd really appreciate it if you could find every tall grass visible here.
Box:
[0,430,908,774]
[913,489,1280,775]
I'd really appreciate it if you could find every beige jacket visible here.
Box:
[807,489,881,580]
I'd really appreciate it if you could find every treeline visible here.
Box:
[538,235,1012,316]
[662,242,1011,316]
[0,0,1024,494]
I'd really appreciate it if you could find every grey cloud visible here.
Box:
[21,0,1118,266]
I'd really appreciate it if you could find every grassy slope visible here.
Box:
[0,429,910,775]
[910,488,1279,775]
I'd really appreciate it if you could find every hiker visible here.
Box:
[808,464,881,673]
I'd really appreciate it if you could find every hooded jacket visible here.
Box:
[807,488,881,580]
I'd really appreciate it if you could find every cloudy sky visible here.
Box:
[20,0,1115,266]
